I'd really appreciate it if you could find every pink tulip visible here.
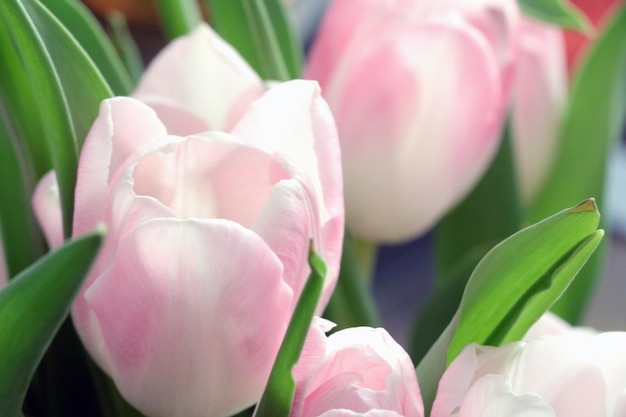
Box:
[32,26,344,416]
[511,17,567,205]
[291,320,424,417]
[307,0,519,242]
[432,314,626,417]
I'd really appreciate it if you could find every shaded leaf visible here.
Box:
[0,231,103,417]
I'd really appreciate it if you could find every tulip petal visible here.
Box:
[251,177,321,310]
[458,375,555,417]
[32,171,63,249]
[134,24,264,131]
[307,0,393,89]
[298,327,423,417]
[73,97,169,236]
[333,19,501,241]
[85,218,292,417]
[232,80,344,279]
[512,18,567,204]
[511,338,607,417]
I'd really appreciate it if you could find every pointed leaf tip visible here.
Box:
[569,198,598,214]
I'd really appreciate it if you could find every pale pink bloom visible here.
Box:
[511,17,567,205]
[306,0,519,242]
[133,24,265,136]
[432,314,626,417]
[32,27,344,415]
[291,321,424,417]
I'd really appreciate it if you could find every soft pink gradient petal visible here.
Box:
[524,312,576,340]
[73,97,169,237]
[427,0,520,94]
[511,17,567,205]
[86,218,292,417]
[510,338,607,416]
[583,333,626,417]
[458,375,555,417]
[251,177,322,311]
[32,171,63,249]
[435,329,626,417]
[307,0,396,89]
[292,318,337,417]
[137,100,210,136]
[295,327,423,417]
[232,80,344,300]
[319,411,404,417]
[134,24,264,131]
[330,20,501,242]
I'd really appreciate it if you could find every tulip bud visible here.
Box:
[291,320,424,417]
[432,313,626,417]
[307,0,519,242]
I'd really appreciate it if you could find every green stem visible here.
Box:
[323,232,382,330]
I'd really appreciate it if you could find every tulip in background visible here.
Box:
[33,26,344,417]
[292,319,424,417]
[307,0,518,242]
[431,313,626,417]
[511,16,567,205]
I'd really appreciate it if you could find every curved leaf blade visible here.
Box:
[528,4,626,321]
[39,0,133,95]
[417,199,602,414]
[0,0,113,238]
[0,231,103,417]
[255,245,326,417]
[519,0,591,32]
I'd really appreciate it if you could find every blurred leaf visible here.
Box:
[0,231,103,417]
[417,200,603,414]
[323,232,381,330]
[255,245,326,417]
[0,103,46,278]
[0,21,51,179]
[0,0,113,238]
[209,0,302,80]
[528,3,626,322]
[39,0,133,95]
[410,123,520,363]
[107,12,144,85]
[519,0,591,32]
[156,0,203,39]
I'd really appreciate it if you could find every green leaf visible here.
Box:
[209,0,302,80]
[255,244,326,417]
[527,3,626,322]
[0,0,113,238]
[410,122,520,363]
[38,0,133,95]
[0,231,103,417]
[0,21,52,180]
[107,12,144,86]
[322,232,381,330]
[519,0,591,32]
[417,199,603,414]
[156,0,203,39]
[0,104,47,278]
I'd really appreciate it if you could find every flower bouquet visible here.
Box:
[0,0,625,416]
